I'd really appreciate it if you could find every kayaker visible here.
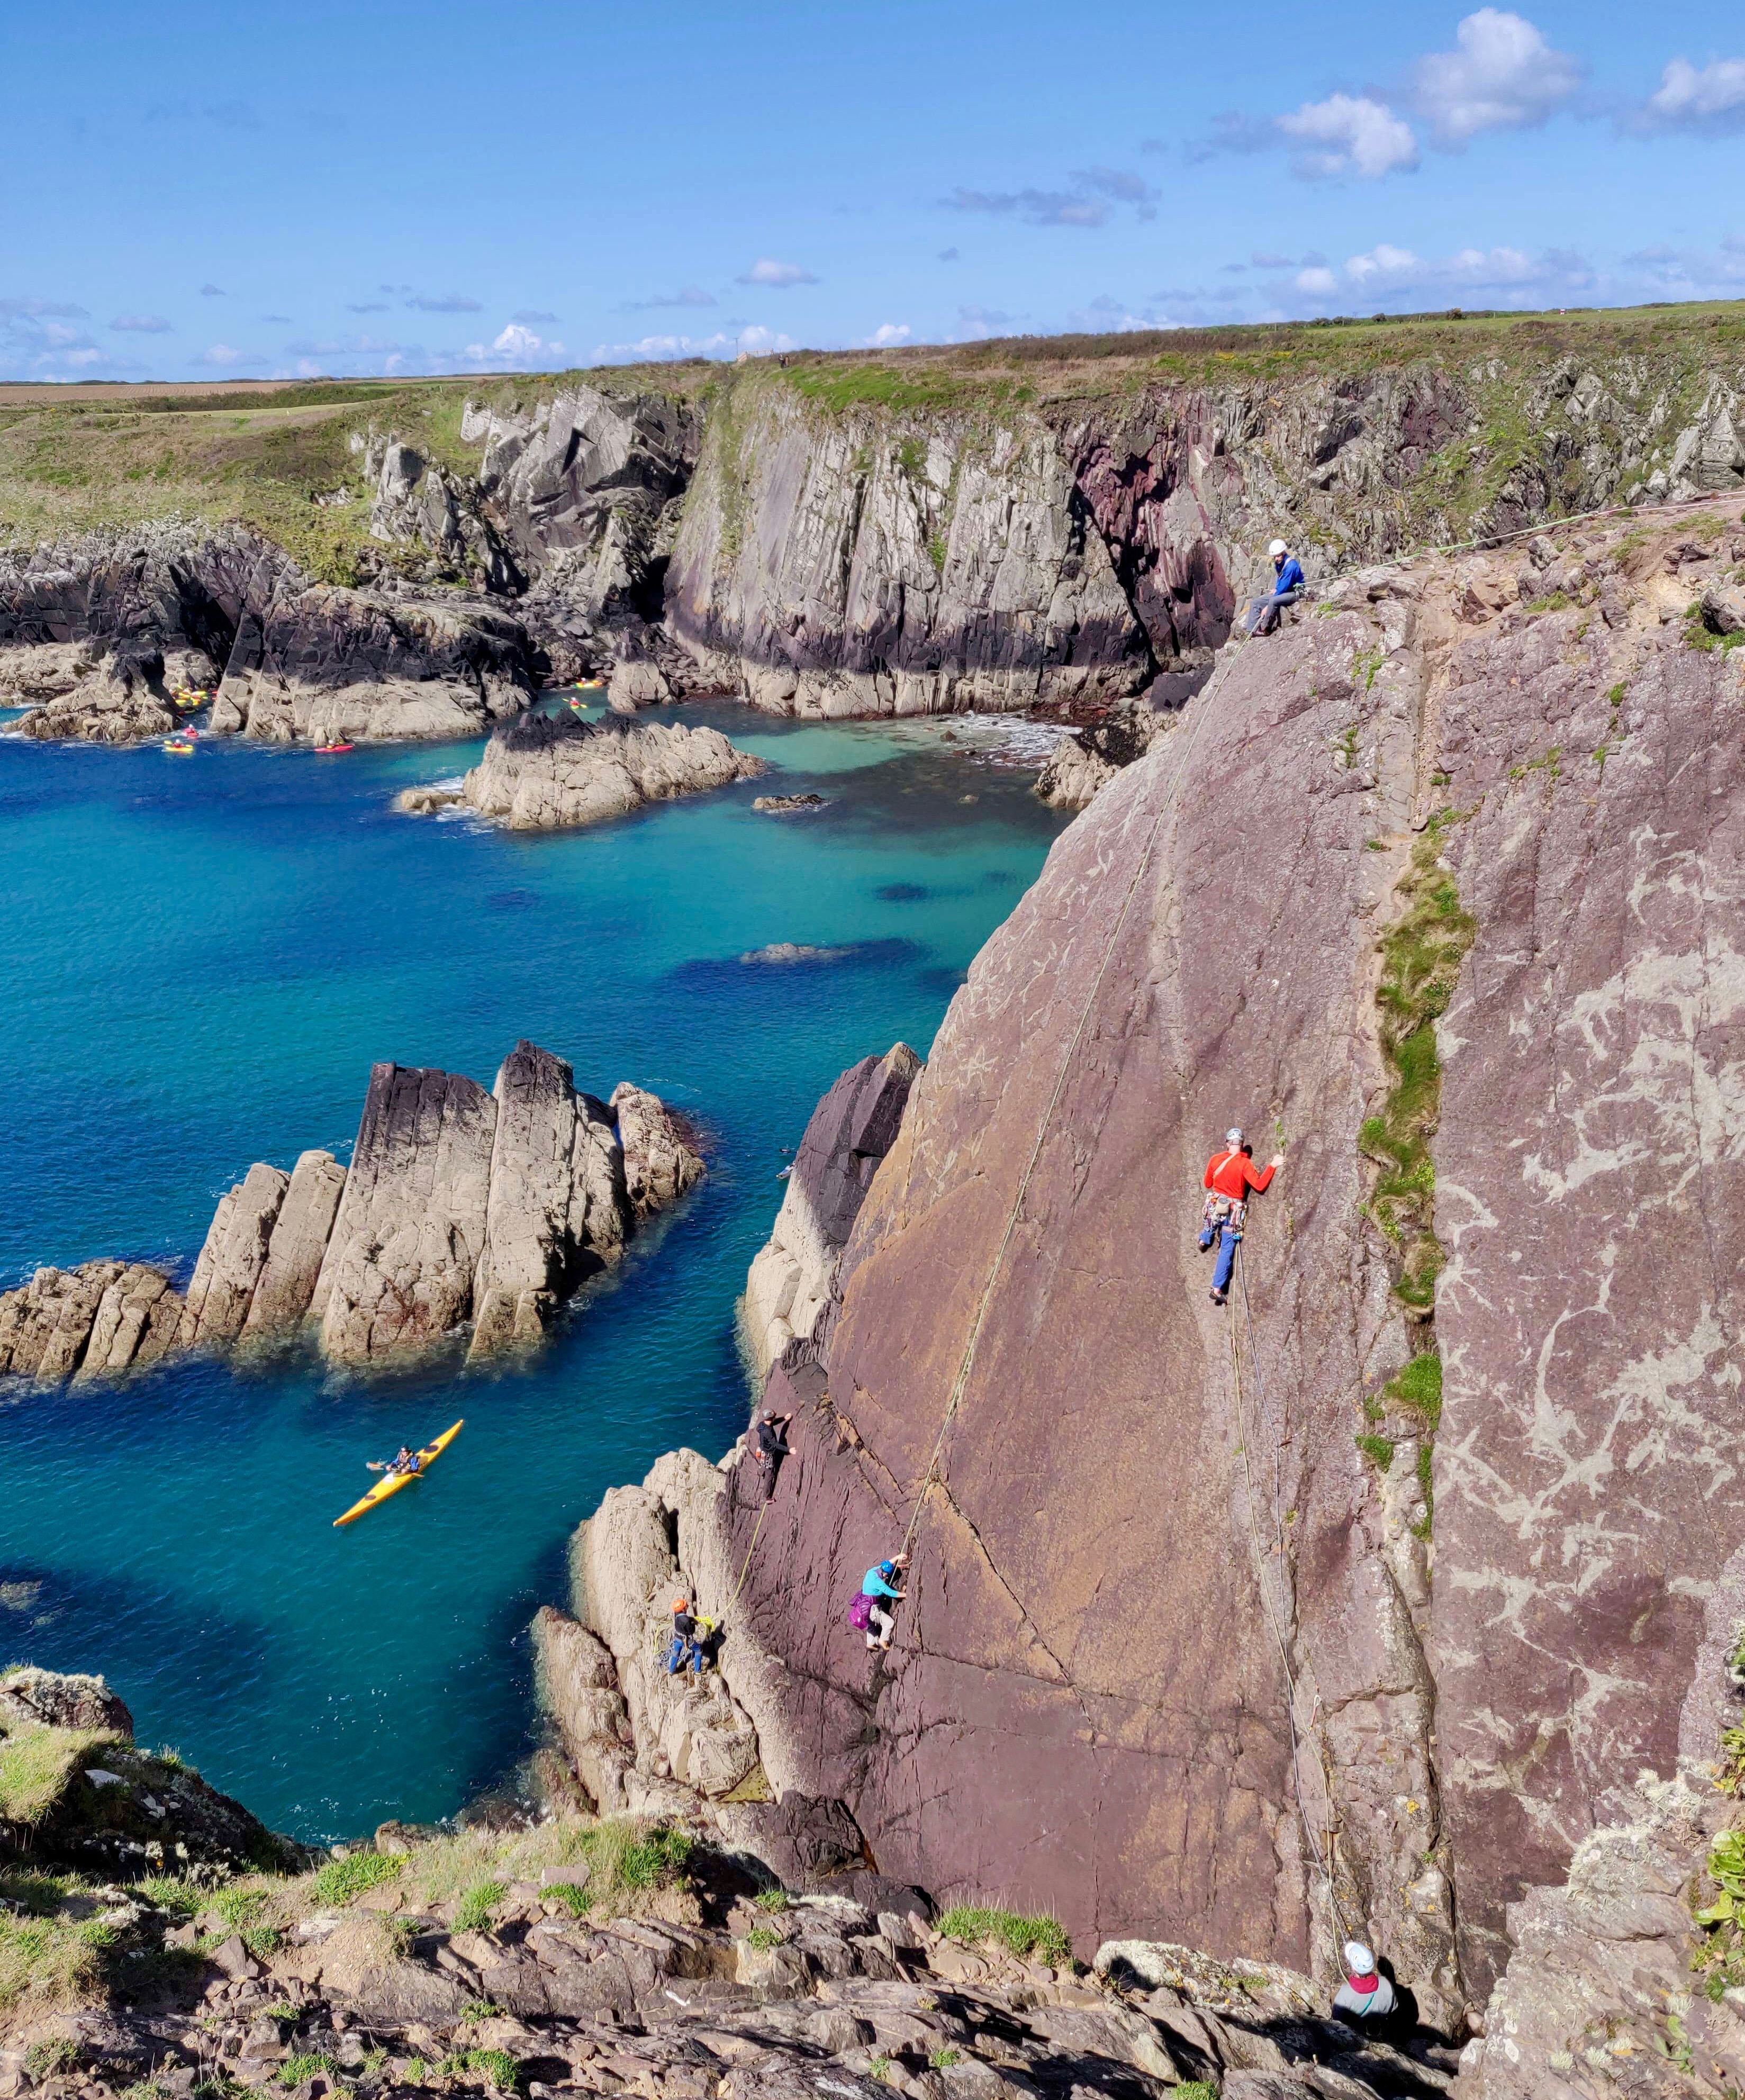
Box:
[369,1445,420,1477]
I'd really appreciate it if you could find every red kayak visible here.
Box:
[314,742,354,754]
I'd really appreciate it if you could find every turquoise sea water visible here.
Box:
[0,701,1066,1840]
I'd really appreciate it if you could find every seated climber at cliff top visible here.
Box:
[1240,539,1306,637]
[1199,1128,1284,1307]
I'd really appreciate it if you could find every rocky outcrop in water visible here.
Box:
[740,1045,921,1380]
[602,494,1745,2036]
[0,520,539,745]
[400,707,765,831]
[0,1044,701,1383]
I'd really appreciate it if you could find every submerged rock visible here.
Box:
[414,706,765,831]
[753,792,828,813]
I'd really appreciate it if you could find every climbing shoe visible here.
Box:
[1209,1288,1227,1306]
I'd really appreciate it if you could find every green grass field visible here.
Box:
[2,298,1740,574]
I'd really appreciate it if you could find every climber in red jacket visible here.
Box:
[1199,1128,1284,1305]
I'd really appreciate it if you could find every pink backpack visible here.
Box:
[847,1593,874,1631]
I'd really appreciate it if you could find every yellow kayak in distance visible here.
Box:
[332,1419,464,1527]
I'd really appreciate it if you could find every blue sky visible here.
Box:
[3,0,1742,380]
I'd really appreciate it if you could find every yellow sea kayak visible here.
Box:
[332,1419,464,1527]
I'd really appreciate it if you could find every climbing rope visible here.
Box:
[725,1499,770,1617]
[896,641,1245,1557]
[892,479,1683,1566]
[1229,1234,1351,1951]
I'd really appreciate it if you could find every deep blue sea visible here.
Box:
[0,700,1065,1842]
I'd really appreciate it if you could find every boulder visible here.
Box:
[209,586,535,743]
[753,793,828,814]
[242,1149,347,1338]
[742,1045,921,1378]
[311,1062,498,1363]
[0,1667,132,1736]
[179,1161,291,1348]
[1033,736,1120,810]
[16,644,176,744]
[530,1605,636,1813]
[435,707,765,832]
[468,1043,632,1359]
[609,1082,704,1219]
[73,1264,183,1380]
[0,1262,128,1380]
[0,638,104,702]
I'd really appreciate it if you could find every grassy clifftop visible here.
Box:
[2,300,1741,578]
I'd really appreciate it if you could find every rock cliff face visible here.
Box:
[657,355,1745,720]
[599,493,1745,2031]
[402,706,766,831]
[0,1043,702,1383]
[0,520,538,744]
[740,1045,922,1380]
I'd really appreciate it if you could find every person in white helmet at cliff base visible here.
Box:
[1331,1941,1398,2033]
[1198,1127,1284,1305]
[1241,538,1306,636]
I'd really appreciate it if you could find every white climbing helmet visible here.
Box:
[1344,1941,1375,1972]
[1268,538,1289,557]
[1225,1127,1245,1147]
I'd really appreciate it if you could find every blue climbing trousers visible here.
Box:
[1197,1221,1241,1293]
[665,1635,702,1676]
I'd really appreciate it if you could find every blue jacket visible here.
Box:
[862,1564,902,1600]
[1274,556,1305,596]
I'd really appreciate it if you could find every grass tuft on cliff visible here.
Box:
[936,1903,1071,1966]
[0,1724,114,1827]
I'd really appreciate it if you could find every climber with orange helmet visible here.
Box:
[1240,539,1307,637]
[1199,1128,1285,1305]
[666,1595,704,1677]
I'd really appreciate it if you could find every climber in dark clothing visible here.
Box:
[752,1407,793,1501]
[1199,1128,1285,1305]
[666,1596,704,1677]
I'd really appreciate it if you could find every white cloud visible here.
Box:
[190,343,269,369]
[1294,241,1595,305]
[593,323,796,364]
[736,259,817,287]
[487,322,564,362]
[863,322,910,347]
[110,313,172,333]
[1635,56,1745,135]
[1411,10,1584,146]
[1277,94,1420,179]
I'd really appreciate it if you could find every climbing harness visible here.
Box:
[1200,1191,1247,1239]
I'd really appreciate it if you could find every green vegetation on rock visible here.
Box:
[936,1904,1071,1965]
[309,1848,403,1906]
[454,1878,508,1932]
[0,1725,111,1825]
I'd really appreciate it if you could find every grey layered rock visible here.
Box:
[0,1262,130,1380]
[530,1605,636,1814]
[242,1149,348,1337]
[667,390,1151,717]
[0,637,103,702]
[742,1044,921,1378]
[423,706,765,831]
[609,1082,704,1220]
[312,1063,499,1363]
[74,1264,183,1381]
[6,1049,698,1382]
[210,585,535,744]
[17,643,176,744]
[469,1043,634,1359]
[179,1162,291,1348]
